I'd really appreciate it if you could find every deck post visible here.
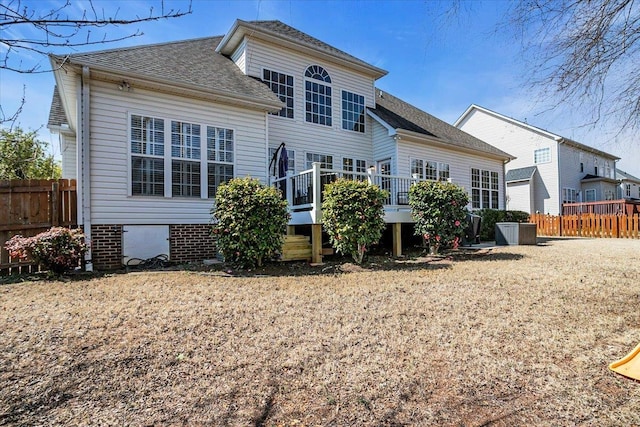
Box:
[285,171,293,208]
[392,222,402,257]
[311,223,323,264]
[311,162,322,224]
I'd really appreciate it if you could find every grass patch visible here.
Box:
[1,238,639,425]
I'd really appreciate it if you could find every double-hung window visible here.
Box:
[207,127,234,198]
[563,188,577,203]
[341,90,365,132]
[306,152,333,169]
[438,162,450,182]
[411,159,449,182]
[305,65,332,126]
[625,184,631,198]
[131,115,165,196]
[411,159,424,179]
[425,161,438,181]
[471,168,499,209]
[342,157,367,180]
[130,114,234,198]
[263,69,294,119]
[171,121,201,197]
[269,147,296,175]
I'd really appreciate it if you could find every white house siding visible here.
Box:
[244,38,377,171]
[396,139,506,209]
[557,143,616,202]
[507,181,532,213]
[230,39,247,74]
[59,133,76,179]
[371,121,396,174]
[458,111,560,214]
[87,79,267,225]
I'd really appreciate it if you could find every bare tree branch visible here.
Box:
[507,0,640,133]
[0,0,192,73]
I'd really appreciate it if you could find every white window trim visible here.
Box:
[534,147,551,164]
[471,167,500,209]
[305,151,334,170]
[304,64,333,128]
[261,67,295,120]
[127,111,236,199]
[585,188,596,202]
[340,90,366,133]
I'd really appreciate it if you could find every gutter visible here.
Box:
[80,66,93,271]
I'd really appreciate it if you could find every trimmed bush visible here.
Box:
[5,227,87,275]
[477,209,530,240]
[409,181,469,255]
[211,177,290,269]
[322,179,387,264]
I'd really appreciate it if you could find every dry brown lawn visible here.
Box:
[1,238,639,426]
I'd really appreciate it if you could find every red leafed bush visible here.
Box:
[5,227,87,275]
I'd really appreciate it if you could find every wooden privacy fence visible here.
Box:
[530,213,640,239]
[1,179,77,275]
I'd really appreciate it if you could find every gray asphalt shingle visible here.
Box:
[53,36,281,105]
[370,89,513,159]
[47,86,66,127]
[506,166,537,182]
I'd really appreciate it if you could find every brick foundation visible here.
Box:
[88,224,215,270]
[170,224,217,263]
[90,225,123,270]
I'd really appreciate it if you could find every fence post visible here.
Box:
[51,181,60,227]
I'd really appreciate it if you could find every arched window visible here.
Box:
[304,65,332,126]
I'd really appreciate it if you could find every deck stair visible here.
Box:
[280,235,312,261]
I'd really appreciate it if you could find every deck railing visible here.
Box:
[271,163,422,223]
[562,199,640,216]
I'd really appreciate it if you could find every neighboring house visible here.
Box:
[48,19,512,270]
[617,169,640,200]
[455,105,620,215]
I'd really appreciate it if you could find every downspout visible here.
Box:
[265,111,270,184]
[503,159,508,210]
[556,138,563,215]
[80,66,93,271]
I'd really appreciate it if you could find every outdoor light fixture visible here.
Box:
[118,81,131,91]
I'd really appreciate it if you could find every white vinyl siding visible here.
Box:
[59,133,76,179]
[87,80,266,224]
[243,38,376,173]
[372,122,396,174]
[397,138,505,209]
[457,110,561,214]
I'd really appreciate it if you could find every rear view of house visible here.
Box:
[48,20,511,270]
[455,105,620,215]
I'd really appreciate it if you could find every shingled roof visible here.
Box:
[47,86,66,128]
[370,89,513,160]
[52,36,282,107]
[506,166,537,183]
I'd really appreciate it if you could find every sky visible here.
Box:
[1,0,639,176]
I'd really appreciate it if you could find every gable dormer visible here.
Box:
[216,20,387,80]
